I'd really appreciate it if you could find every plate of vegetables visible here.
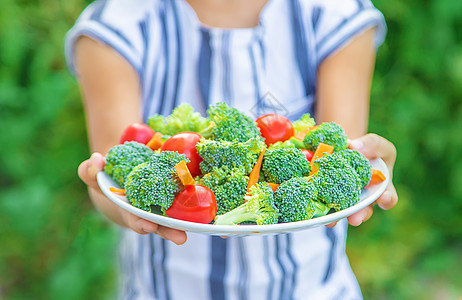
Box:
[97,103,388,236]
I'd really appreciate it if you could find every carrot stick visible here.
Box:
[370,168,386,183]
[247,148,266,192]
[174,160,196,186]
[267,182,280,192]
[309,142,334,176]
[110,187,126,195]
[146,132,163,150]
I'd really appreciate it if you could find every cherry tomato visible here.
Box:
[165,185,217,224]
[119,123,155,145]
[256,113,294,146]
[161,132,203,177]
[301,149,314,162]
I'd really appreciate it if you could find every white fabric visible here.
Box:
[65,0,386,299]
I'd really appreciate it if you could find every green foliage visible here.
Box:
[200,166,248,215]
[273,177,317,223]
[303,122,348,152]
[1,0,461,299]
[203,102,263,143]
[261,148,311,184]
[147,103,209,136]
[214,183,279,225]
[104,141,154,187]
[196,137,266,174]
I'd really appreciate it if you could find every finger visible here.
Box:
[78,152,105,189]
[325,221,338,228]
[376,184,398,210]
[124,213,187,245]
[349,133,396,176]
[347,205,373,226]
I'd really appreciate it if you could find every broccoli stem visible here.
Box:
[214,204,256,225]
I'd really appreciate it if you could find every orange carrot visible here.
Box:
[294,125,318,140]
[309,142,334,176]
[247,148,266,192]
[267,182,280,192]
[146,132,163,150]
[174,160,196,186]
[110,187,126,195]
[370,168,386,183]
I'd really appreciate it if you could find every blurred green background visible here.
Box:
[0,0,461,299]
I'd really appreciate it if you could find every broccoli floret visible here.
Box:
[196,137,266,174]
[104,141,154,187]
[337,149,372,188]
[267,140,296,150]
[150,150,189,169]
[292,113,316,136]
[313,201,331,218]
[214,183,279,225]
[147,103,209,135]
[273,177,318,223]
[125,161,182,212]
[303,122,348,152]
[200,166,248,215]
[313,164,362,211]
[200,102,263,143]
[261,148,311,184]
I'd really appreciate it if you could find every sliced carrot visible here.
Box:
[174,160,196,186]
[267,182,280,192]
[309,142,334,176]
[146,132,163,150]
[294,125,318,140]
[110,187,126,196]
[370,168,386,183]
[247,148,266,193]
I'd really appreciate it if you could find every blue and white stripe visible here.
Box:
[66,0,386,299]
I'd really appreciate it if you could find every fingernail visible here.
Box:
[349,139,364,150]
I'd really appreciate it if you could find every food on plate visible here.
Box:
[119,123,155,145]
[255,113,294,146]
[103,102,385,225]
[214,183,279,225]
[303,122,348,152]
[104,141,154,187]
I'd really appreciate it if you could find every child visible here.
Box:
[68,0,398,298]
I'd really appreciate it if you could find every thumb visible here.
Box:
[78,152,106,189]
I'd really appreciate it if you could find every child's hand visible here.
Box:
[326,133,398,228]
[78,153,187,245]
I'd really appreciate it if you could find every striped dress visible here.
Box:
[65,1,386,299]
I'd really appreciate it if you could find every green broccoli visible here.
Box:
[337,149,372,188]
[303,122,348,152]
[104,141,154,187]
[261,148,311,184]
[200,102,263,143]
[147,103,209,135]
[200,166,248,215]
[267,140,296,151]
[124,152,187,212]
[196,137,266,175]
[273,177,318,223]
[313,164,362,211]
[313,201,331,218]
[292,113,316,137]
[214,183,279,225]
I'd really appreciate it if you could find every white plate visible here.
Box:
[97,158,389,236]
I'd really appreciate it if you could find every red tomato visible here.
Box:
[165,185,217,224]
[301,149,314,162]
[119,123,155,145]
[161,132,203,177]
[256,114,294,146]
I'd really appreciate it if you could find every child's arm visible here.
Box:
[316,28,398,226]
[75,36,187,244]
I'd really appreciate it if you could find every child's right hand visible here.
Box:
[77,152,187,245]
